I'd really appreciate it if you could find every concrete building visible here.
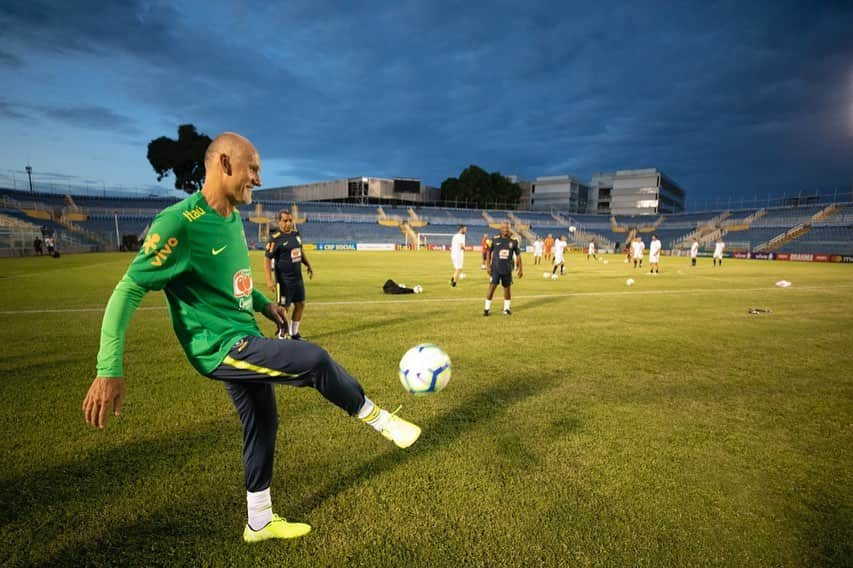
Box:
[507,175,533,210]
[255,177,440,205]
[530,175,590,212]
[593,169,685,215]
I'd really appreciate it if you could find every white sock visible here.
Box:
[484,299,492,311]
[504,300,511,311]
[358,397,390,431]
[247,488,273,531]
[290,320,300,336]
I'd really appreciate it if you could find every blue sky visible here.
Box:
[1,0,851,207]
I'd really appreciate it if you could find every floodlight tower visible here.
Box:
[25,164,33,193]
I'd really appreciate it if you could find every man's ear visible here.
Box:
[220,153,232,176]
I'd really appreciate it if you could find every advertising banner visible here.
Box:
[356,243,396,251]
[751,252,774,260]
[790,253,814,262]
[775,253,791,261]
[813,254,830,262]
[842,256,853,264]
[428,244,450,251]
[732,252,749,259]
[315,242,357,251]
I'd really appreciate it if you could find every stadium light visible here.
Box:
[25,165,33,193]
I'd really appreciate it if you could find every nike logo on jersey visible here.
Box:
[212,245,227,255]
[282,241,289,246]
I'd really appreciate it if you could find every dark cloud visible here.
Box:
[0,99,30,120]
[0,49,22,67]
[0,0,851,202]
[0,97,140,136]
[39,105,140,136]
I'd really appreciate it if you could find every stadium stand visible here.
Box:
[1,187,851,256]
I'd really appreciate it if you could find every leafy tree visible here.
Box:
[147,124,212,193]
[440,164,521,208]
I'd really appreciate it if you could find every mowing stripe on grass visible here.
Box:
[2,283,852,315]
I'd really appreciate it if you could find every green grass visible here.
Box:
[1,251,851,567]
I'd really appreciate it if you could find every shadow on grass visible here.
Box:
[13,371,569,565]
[0,417,238,527]
[307,311,442,342]
[295,370,565,514]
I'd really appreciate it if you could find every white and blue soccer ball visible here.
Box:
[543,272,551,278]
[569,226,576,233]
[413,285,423,293]
[551,273,558,280]
[399,344,452,395]
[626,278,635,286]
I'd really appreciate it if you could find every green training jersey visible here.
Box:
[96,192,270,377]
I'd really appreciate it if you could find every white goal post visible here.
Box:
[414,232,456,250]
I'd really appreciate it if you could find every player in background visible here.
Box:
[551,235,568,277]
[544,233,554,262]
[82,132,421,544]
[264,210,313,339]
[533,236,544,265]
[648,234,662,274]
[450,225,466,287]
[480,233,489,269]
[631,236,645,269]
[690,238,699,266]
[713,238,725,267]
[587,239,597,261]
[484,222,523,316]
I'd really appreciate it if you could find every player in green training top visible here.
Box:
[264,209,313,340]
[483,221,523,316]
[82,132,422,544]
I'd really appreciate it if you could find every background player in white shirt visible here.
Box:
[450,225,466,287]
[713,239,725,267]
[648,234,662,274]
[631,237,645,269]
[690,239,699,266]
[533,237,544,265]
[587,239,597,261]
[551,235,568,276]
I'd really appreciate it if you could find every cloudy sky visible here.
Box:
[1,0,851,207]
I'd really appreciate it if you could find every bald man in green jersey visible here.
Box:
[82,132,421,543]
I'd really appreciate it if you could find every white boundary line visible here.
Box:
[2,284,853,315]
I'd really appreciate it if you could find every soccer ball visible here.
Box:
[551,273,558,280]
[543,272,550,278]
[626,278,635,286]
[413,285,423,293]
[569,226,576,233]
[399,344,451,395]
[603,260,609,265]
[459,273,466,280]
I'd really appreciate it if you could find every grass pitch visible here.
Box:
[1,251,851,567]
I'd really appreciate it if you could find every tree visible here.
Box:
[147,124,212,193]
[440,164,522,209]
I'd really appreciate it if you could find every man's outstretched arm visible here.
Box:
[83,276,147,429]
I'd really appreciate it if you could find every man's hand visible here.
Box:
[263,302,288,329]
[306,266,313,280]
[517,267,524,278]
[83,377,125,429]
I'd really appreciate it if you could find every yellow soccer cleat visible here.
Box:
[380,410,422,449]
[243,514,311,543]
